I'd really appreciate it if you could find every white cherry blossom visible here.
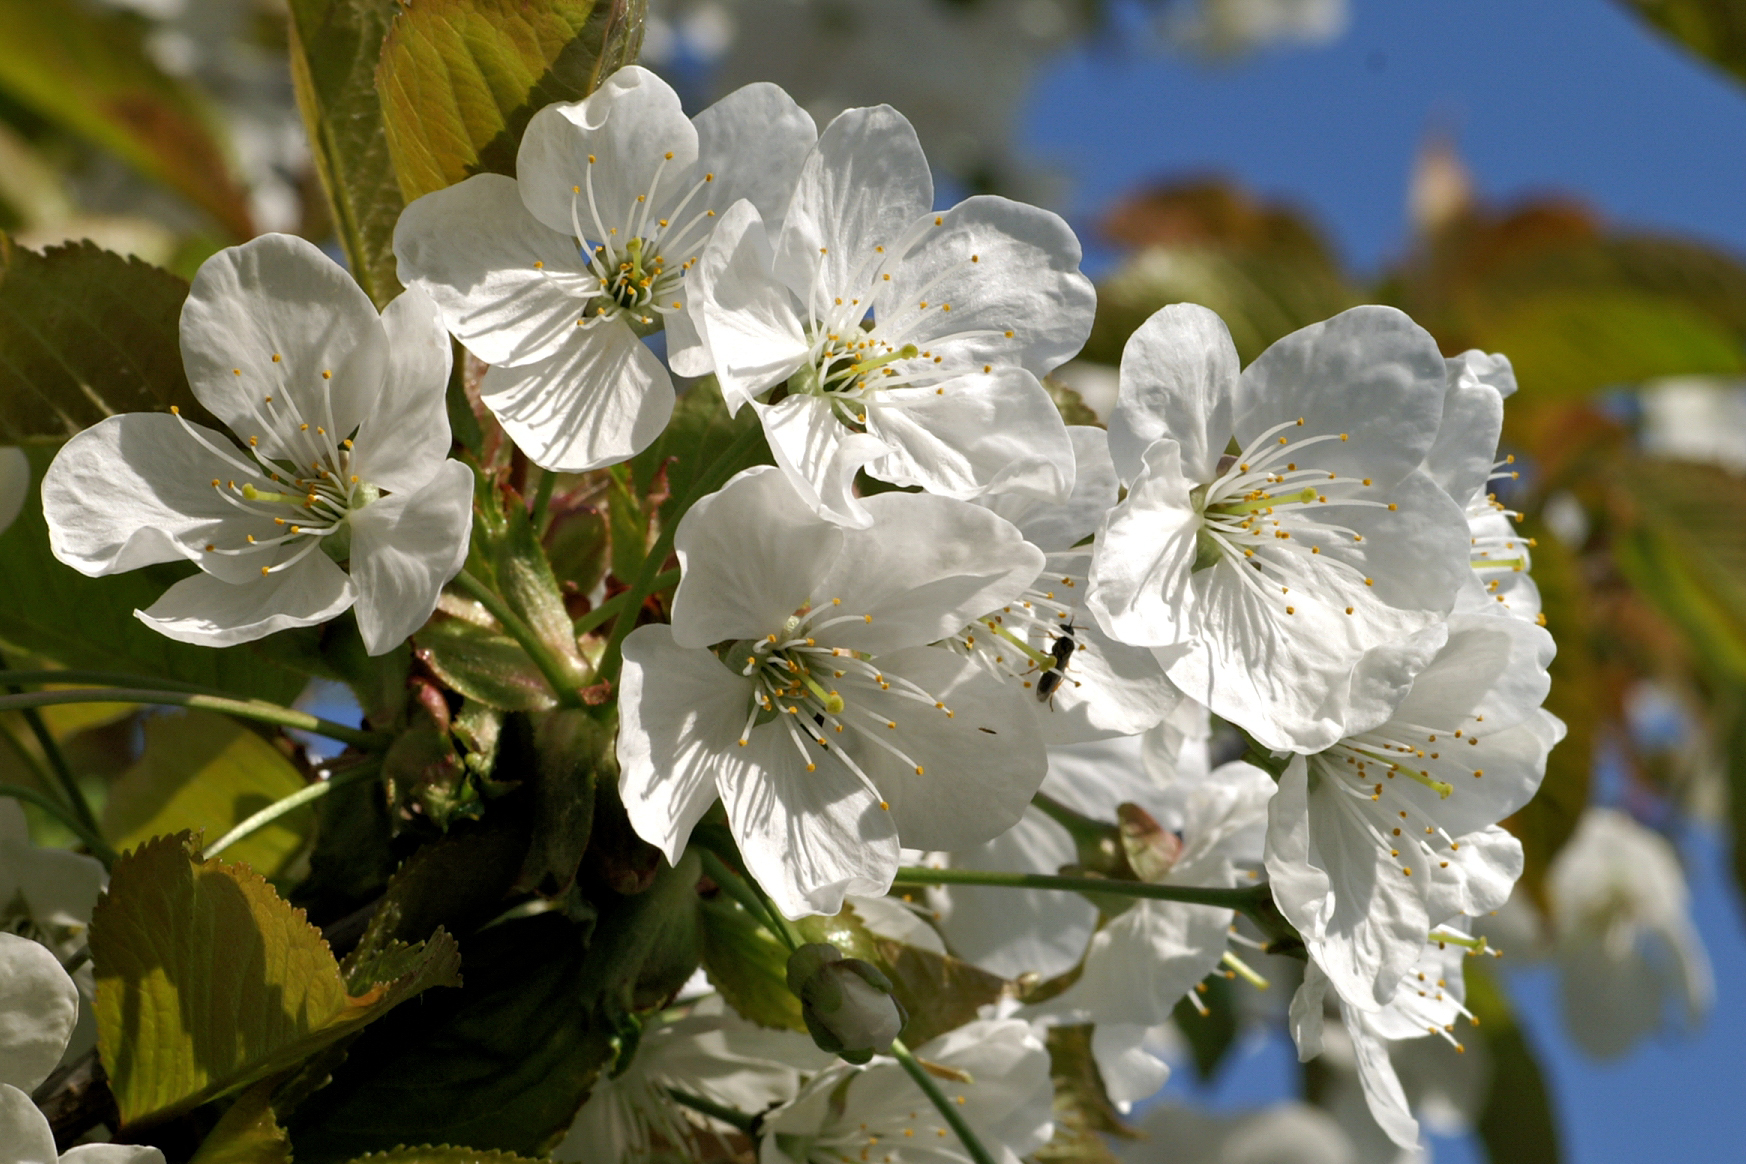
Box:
[553,995,830,1163]
[1089,303,1474,753]
[686,103,1093,525]
[617,466,1048,918]
[394,65,816,472]
[0,932,163,1164]
[0,448,26,536]
[1264,611,1563,1009]
[1290,926,1485,1152]
[1427,350,1540,623]
[42,234,472,655]
[2,801,104,1065]
[759,1019,1053,1164]
[1546,807,1712,1059]
[954,426,1177,744]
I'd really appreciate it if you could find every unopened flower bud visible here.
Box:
[786,943,906,1064]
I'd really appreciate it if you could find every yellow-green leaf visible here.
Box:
[375,0,645,203]
[0,0,252,239]
[91,833,461,1129]
[102,711,313,877]
[188,1079,292,1164]
[1621,0,1746,87]
[287,0,405,307]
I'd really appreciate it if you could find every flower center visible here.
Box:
[718,602,956,803]
[1311,714,1490,881]
[948,571,1081,700]
[1189,417,1394,618]
[563,152,718,333]
[171,378,378,578]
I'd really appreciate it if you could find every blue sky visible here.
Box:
[1026,0,1746,276]
[1023,3,1746,1160]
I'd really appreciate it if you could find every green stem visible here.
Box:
[698,847,799,953]
[667,1087,760,1136]
[0,783,117,866]
[204,759,382,858]
[0,690,389,749]
[597,423,767,687]
[573,569,681,638]
[0,653,101,840]
[893,865,1264,911]
[450,569,582,708]
[890,1038,998,1164]
[530,468,558,536]
[0,669,220,695]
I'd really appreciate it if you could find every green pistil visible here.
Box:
[1474,557,1526,571]
[1207,485,1318,519]
[240,484,306,506]
[1429,928,1494,954]
[1222,950,1270,990]
[797,670,844,716]
[850,343,919,376]
[981,619,1054,670]
[1398,765,1454,799]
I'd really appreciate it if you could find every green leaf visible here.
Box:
[102,710,314,877]
[0,236,211,441]
[0,0,252,239]
[416,617,558,711]
[0,444,310,703]
[288,852,700,1161]
[629,378,771,534]
[514,708,604,897]
[287,0,405,308]
[1171,973,1239,1081]
[374,0,646,204]
[91,833,461,1130]
[1620,0,1746,87]
[494,498,585,673]
[697,892,805,1030]
[189,1079,292,1164]
[1467,960,1562,1163]
[1455,287,1744,402]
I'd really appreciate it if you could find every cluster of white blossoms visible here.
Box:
[32,64,1564,1159]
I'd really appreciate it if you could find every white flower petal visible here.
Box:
[1289,964,1328,1061]
[694,201,811,410]
[43,414,277,581]
[0,934,78,1094]
[1045,895,1233,1025]
[59,1148,167,1164]
[864,370,1074,504]
[135,553,355,647]
[1345,1013,1422,1150]
[938,807,1093,980]
[1091,1024,1171,1112]
[618,624,755,863]
[348,460,474,655]
[821,494,1043,655]
[392,172,597,368]
[693,82,817,230]
[977,426,1117,553]
[1084,438,1201,650]
[1107,303,1239,484]
[881,195,1095,382]
[350,284,453,494]
[720,722,901,919]
[772,104,932,302]
[846,646,1047,851]
[1234,305,1446,490]
[516,66,699,240]
[1423,824,1522,923]
[1426,350,1508,506]
[0,1083,57,1164]
[180,233,388,463]
[669,465,846,649]
[753,394,886,528]
[479,321,674,472]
